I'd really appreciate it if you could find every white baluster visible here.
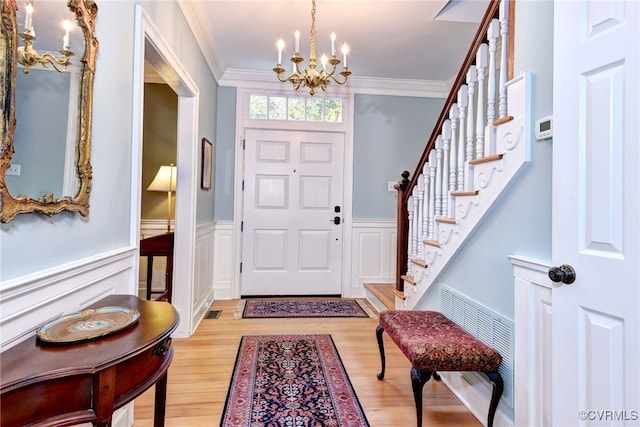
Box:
[499,0,509,119]
[416,176,424,260]
[448,105,459,219]
[421,164,429,243]
[407,196,414,274]
[409,193,417,259]
[413,188,420,259]
[466,67,477,161]
[434,136,443,220]
[441,120,451,218]
[427,150,436,240]
[457,85,468,191]
[486,19,500,156]
[475,43,488,159]
[487,20,500,126]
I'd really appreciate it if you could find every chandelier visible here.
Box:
[17,1,75,74]
[273,0,351,96]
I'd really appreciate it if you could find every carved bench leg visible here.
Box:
[376,324,386,380]
[485,371,504,427]
[411,367,432,427]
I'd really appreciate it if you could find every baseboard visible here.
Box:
[440,372,513,427]
[214,288,233,300]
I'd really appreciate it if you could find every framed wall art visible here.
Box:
[201,138,213,190]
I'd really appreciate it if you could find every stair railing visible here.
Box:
[395,0,515,293]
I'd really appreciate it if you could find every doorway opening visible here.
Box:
[132,6,199,338]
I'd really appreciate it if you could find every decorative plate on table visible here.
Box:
[36,306,141,344]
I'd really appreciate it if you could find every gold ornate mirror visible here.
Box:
[0,0,98,222]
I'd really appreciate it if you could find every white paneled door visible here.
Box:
[553,1,639,425]
[241,129,344,295]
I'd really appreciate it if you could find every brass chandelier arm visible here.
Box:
[327,68,352,85]
[19,49,74,74]
[17,33,74,74]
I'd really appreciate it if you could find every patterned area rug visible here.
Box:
[220,334,370,426]
[237,298,375,319]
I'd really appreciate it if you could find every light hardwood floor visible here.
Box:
[133,299,481,426]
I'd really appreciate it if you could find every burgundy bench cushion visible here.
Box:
[379,310,502,372]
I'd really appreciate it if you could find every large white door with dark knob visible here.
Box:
[241,129,345,296]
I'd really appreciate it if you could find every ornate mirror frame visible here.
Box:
[0,0,98,222]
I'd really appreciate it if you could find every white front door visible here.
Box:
[552,1,639,425]
[241,129,344,296]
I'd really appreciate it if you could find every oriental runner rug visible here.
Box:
[236,298,375,319]
[220,334,370,427]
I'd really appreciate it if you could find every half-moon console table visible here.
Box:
[0,294,179,427]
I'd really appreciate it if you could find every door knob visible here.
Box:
[548,264,576,284]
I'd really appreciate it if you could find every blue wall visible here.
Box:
[353,94,444,219]
[0,0,218,281]
[214,87,236,220]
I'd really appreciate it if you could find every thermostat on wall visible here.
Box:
[535,115,553,141]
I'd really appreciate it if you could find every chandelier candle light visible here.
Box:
[18,0,75,74]
[273,0,351,96]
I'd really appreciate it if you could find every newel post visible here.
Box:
[395,171,411,293]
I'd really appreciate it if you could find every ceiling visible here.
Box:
[15,0,491,95]
[179,0,491,94]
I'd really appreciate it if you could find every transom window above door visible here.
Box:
[249,94,342,123]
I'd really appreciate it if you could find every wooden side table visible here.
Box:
[0,295,179,427]
[140,232,174,302]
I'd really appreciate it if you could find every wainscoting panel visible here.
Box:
[350,220,396,297]
[193,223,215,329]
[213,221,234,299]
[0,247,137,352]
[510,255,553,427]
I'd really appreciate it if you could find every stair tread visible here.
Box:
[392,289,406,300]
[410,258,427,268]
[364,283,396,310]
[493,115,514,126]
[424,240,441,248]
[469,153,504,165]
[401,275,416,285]
[436,218,457,224]
[451,190,479,196]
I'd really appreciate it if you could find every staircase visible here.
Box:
[402,74,530,309]
[367,0,530,312]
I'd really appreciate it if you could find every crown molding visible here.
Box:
[219,68,449,99]
[178,1,448,99]
[177,0,225,82]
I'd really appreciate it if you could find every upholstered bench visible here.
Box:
[376,310,503,427]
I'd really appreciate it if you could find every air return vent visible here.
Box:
[441,285,514,410]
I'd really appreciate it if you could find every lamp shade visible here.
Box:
[147,165,177,192]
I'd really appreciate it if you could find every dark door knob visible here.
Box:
[548,264,576,284]
[333,216,341,225]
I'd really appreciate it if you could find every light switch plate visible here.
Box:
[7,163,20,176]
[387,181,396,192]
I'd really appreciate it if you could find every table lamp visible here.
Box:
[147,164,177,232]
